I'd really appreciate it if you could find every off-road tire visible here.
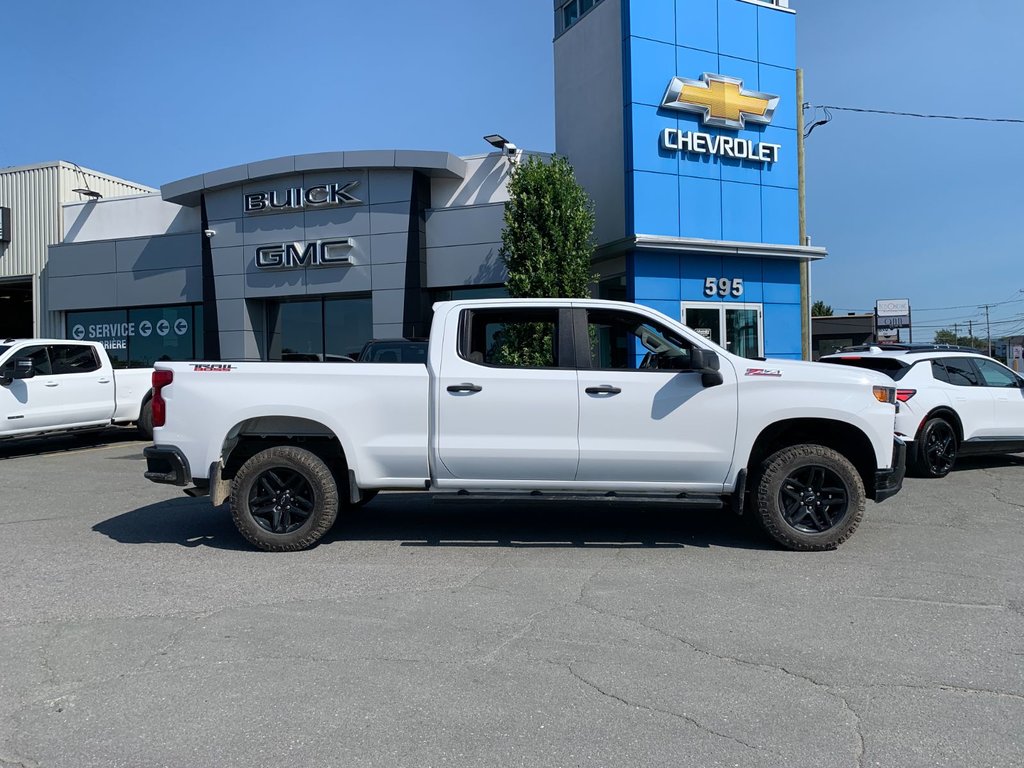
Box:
[137,399,154,441]
[908,417,957,479]
[754,444,865,551]
[230,446,339,552]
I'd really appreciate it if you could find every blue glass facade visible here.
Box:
[621,0,806,359]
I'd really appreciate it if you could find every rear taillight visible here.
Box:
[152,370,173,428]
[896,389,916,402]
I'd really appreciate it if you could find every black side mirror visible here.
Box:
[1,358,33,386]
[690,348,723,387]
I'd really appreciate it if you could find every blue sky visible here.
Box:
[2,0,1022,340]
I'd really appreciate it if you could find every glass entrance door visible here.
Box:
[682,302,764,358]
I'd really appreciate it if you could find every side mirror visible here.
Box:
[690,348,723,387]
[1,358,34,386]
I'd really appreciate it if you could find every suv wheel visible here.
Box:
[910,417,957,478]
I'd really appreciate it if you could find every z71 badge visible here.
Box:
[192,363,235,372]
[745,368,782,377]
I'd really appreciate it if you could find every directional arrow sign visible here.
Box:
[139,320,153,337]
[174,318,188,336]
[157,319,170,336]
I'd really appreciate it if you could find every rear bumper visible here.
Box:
[873,438,906,503]
[144,445,192,486]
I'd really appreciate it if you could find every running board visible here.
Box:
[433,491,725,509]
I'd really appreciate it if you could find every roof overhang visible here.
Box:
[595,234,828,262]
[161,150,468,207]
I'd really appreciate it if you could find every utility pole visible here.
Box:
[796,70,810,360]
[968,320,973,341]
[980,303,992,356]
[953,322,958,341]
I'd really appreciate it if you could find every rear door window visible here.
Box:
[50,345,101,374]
[938,358,981,387]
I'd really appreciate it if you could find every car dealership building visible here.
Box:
[1,0,822,365]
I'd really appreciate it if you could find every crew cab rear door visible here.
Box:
[434,306,580,482]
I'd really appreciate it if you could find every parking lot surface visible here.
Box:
[0,432,1021,768]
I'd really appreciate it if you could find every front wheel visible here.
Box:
[909,417,957,478]
[230,446,339,551]
[754,444,865,551]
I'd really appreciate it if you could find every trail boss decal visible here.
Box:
[192,364,236,372]
[745,368,782,377]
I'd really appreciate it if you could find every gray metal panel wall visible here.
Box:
[0,164,59,280]
[554,0,626,245]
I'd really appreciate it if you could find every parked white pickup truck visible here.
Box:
[144,299,905,552]
[0,339,154,440]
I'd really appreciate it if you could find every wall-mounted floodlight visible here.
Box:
[72,188,103,200]
[483,134,521,165]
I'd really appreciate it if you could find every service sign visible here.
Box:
[0,207,10,243]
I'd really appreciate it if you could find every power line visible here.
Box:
[807,104,1024,124]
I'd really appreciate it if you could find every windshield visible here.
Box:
[822,356,911,381]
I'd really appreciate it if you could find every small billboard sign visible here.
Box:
[876,299,911,331]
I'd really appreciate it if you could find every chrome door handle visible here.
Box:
[98,378,111,384]
[585,386,622,395]
[44,382,59,388]
[447,383,482,393]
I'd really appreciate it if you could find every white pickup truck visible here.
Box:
[0,339,154,440]
[144,299,905,552]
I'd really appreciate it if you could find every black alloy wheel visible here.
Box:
[248,467,316,534]
[754,444,865,551]
[229,445,340,551]
[920,418,957,478]
[779,465,850,534]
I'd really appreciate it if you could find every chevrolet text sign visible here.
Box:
[660,73,781,164]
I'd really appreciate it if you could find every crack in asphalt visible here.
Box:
[561,660,770,755]
[469,607,550,666]
[849,595,1006,611]
[576,600,867,767]
[0,752,39,768]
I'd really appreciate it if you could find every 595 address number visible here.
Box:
[704,277,744,298]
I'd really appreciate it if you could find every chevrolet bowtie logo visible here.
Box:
[661,73,779,130]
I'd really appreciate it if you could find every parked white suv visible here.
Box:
[821,345,1024,477]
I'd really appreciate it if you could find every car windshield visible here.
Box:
[822,356,912,381]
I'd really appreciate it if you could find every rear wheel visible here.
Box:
[754,444,865,551]
[910,417,957,478]
[137,400,153,441]
[230,446,339,551]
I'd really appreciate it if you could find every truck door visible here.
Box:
[0,345,63,432]
[435,306,580,483]
[47,344,113,426]
[574,307,739,488]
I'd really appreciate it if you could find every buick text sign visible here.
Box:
[0,207,10,243]
[244,181,361,214]
[255,239,354,269]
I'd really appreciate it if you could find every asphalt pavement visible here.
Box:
[0,431,1021,768]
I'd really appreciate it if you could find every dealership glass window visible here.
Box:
[268,295,373,362]
[558,0,602,34]
[682,302,764,358]
[65,305,203,368]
